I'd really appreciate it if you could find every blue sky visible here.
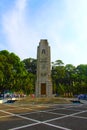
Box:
[0,0,87,66]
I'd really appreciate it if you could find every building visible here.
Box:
[35,39,52,97]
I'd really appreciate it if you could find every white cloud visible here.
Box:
[2,0,87,65]
[15,0,27,11]
[49,0,87,65]
[66,0,87,40]
[2,0,39,59]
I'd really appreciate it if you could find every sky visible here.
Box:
[0,0,87,66]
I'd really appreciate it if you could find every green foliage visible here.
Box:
[1,50,87,96]
[0,50,36,94]
[23,58,37,74]
[52,61,87,96]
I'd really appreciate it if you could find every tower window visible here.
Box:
[42,49,45,54]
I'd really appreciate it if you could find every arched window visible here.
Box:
[42,49,45,54]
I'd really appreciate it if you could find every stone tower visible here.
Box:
[35,39,52,97]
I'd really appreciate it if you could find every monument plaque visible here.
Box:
[35,39,52,97]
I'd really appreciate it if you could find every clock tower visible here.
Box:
[35,39,52,97]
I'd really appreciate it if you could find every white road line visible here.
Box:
[15,114,41,123]
[72,115,87,120]
[0,108,38,117]
[71,110,87,116]
[9,122,40,130]
[0,115,12,118]
[43,115,70,123]
[43,110,87,123]
[0,110,40,123]
[1,103,87,130]
[66,108,81,112]
[44,108,79,114]
[19,110,42,116]
[2,103,76,113]
[1,105,87,123]
[43,122,72,130]
[68,107,87,111]
[0,110,15,116]
[1,103,42,113]
[43,111,67,116]
[9,119,72,130]
[44,105,76,112]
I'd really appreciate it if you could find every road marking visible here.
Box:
[19,110,43,116]
[0,103,87,130]
[44,111,67,116]
[43,115,71,123]
[0,110,40,123]
[9,122,40,130]
[73,115,87,120]
[43,110,87,123]
[0,115,12,118]
[43,122,72,130]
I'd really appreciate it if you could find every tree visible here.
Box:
[63,64,77,96]
[22,58,37,94]
[1,50,87,96]
[52,60,65,95]
[0,50,27,93]
[23,58,37,74]
[75,64,87,94]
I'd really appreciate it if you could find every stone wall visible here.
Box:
[35,39,52,97]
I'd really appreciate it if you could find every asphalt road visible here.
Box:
[0,103,87,130]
